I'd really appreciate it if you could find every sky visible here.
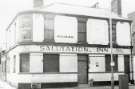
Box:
[0,0,135,49]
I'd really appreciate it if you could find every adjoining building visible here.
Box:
[128,12,135,85]
[0,2,133,89]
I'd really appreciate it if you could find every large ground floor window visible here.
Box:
[20,53,30,72]
[43,54,59,72]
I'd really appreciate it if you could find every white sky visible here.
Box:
[0,0,135,49]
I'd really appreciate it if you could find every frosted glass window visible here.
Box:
[87,19,108,45]
[116,22,131,46]
[17,14,33,42]
[54,15,77,43]
[44,14,54,42]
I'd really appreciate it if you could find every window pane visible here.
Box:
[113,55,118,71]
[20,54,30,72]
[44,30,54,42]
[44,19,54,30]
[112,21,117,45]
[78,33,86,43]
[78,22,86,32]
[43,54,59,72]
[20,30,32,41]
[105,55,111,72]
[44,14,54,42]
[17,14,33,42]
[105,55,118,72]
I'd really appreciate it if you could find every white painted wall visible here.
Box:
[54,15,77,43]
[33,14,44,42]
[87,19,108,45]
[60,54,77,72]
[7,74,77,83]
[88,73,124,81]
[30,53,43,73]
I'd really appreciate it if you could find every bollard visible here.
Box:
[119,74,129,89]
[89,79,94,87]
[31,84,37,89]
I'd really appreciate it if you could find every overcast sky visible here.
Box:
[0,0,135,49]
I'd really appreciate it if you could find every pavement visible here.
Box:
[0,80,134,89]
[46,85,135,89]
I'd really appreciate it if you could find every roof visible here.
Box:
[6,3,131,31]
[35,3,129,20]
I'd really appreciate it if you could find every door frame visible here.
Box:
[78,54,89,84]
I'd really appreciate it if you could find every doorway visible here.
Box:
[78,54,88,84]
[124,55,130,82]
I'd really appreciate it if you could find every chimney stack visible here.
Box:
[111,0,122,16]
[33,0,44,8]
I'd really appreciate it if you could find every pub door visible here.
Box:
[78,54,88,84]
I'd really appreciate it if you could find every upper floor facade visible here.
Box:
[6,3,132,50]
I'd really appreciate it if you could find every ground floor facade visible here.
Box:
[0,44,133,89]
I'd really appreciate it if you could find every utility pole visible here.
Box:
[109,0,114,89]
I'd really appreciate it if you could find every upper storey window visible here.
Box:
[44,14,55,42]
[112,21,117,46]
[116,22,131,46]
[54,15,78,43]
[16,14,33,42]
[87,19,109,45]
[78,18,87,43]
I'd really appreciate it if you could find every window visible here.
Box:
[44,14,54,42]
[54,15,77,43]
[105,54,118,72]
[20,53,30,72]
[13,55,16,73]
[43,54,59,72]
[87,19,108,45]
[116,22,131,46]
[112,21,117,46]
[78,18,87,43]
[17,14,33,42]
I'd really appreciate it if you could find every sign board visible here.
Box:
[19,45,131,54]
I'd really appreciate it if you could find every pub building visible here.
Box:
[0,3,133,89]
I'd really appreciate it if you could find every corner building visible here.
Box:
[1,3,133,89]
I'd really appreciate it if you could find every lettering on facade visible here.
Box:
[57,35,74,38]
[40,45,109,53]
[97,48,109,52]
